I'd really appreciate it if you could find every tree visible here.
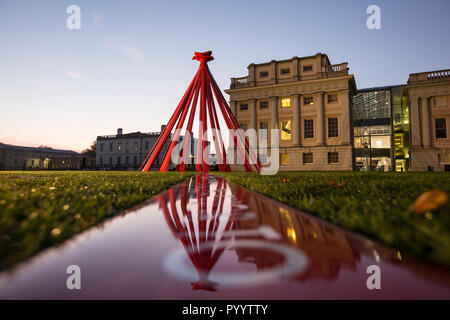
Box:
[81,140,96,157]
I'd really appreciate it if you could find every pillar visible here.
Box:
[421,96,431,147]
[292,94,301,146]
[270,96,278,130]
[410,96,421,147]
[316,92,325,145]
[250,99,257,131]
[230,100,236,117]
[341,89,351,145]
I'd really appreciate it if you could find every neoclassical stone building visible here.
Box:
[225,53,357,171]
[406,70,450,171]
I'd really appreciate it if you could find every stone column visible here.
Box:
[292,94,301,146]
[270,96,279,130]
[340,89,351,145]
[421,96,431,147]
[249,99,257,131]
[316,92,325,145]
[409,96,421,147]
[229,101,236,117]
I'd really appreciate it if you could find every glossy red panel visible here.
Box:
[1,175,449,299]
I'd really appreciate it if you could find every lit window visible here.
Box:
[134,142,138,151]
[260,101,269,109]
[240,103,248,111]
[304,96,314,105]
[281,98,291,108]
[435,118,447,139]
[259,71,268,78]
[303,65,313,72]
[328,118,338,138]
[281,68,290,75]
[327,94,338,103]
[281,120,291,140]
[303,153,313,164]
[280,153,290,165]
[117,142,122,151]
[304,119,314,139]
[328,152,339,164]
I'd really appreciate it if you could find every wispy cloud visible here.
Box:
[103,37,144,63]
[93,13,104,25]
[66,71,83,79]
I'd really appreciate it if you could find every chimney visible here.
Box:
[117,128,123,136]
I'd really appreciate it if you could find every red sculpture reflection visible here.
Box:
[156,175,238,291]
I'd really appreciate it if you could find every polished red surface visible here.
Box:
[1,175,450,299]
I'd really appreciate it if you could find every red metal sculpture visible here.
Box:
[140,51,261,172]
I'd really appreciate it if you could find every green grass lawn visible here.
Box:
[0,171,193,270]
[217,172,450,266]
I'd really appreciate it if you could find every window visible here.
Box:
[99,157,103,165]
[133,156,137,164]
[304,96,314,105]
[109,157,112,165]
[280,153,290,165]
[303,65,313,72]
[259,154,268,164]
[281,68,290,75]
[281,98,291,108]
[328,152,339,164]
[260,122,268,140]
[304,119,314,139]
[435,118,447,139]
[100,143,104,152]
[126,142,130,151]
[240,103,248,111]
[117,142,122,151]
[125,156,129,165]
[260,101,268,109]
[239,123,248,131]
[259,71,268,78]
[303,153,313,164]
[327,94,338,103]
[117,156,121,165]
[145,141,149,149]
[134,142,138,151]
[109,143,113,151]
[328,118,338,138]
[281,120,291,140]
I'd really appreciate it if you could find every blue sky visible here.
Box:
[0,0,449,151]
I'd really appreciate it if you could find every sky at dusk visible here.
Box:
[0,0,449,152]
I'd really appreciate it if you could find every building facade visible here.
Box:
[0,144,83,170]
[406,69,450,171]
[96,127,196,170]
[226,53,357,171]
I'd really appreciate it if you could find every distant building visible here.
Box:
[96,127,196,170]
[0,144,83,170]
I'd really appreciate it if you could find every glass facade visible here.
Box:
[391,86,410,171]
[353,89,393,171]
[352,85,409,172]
